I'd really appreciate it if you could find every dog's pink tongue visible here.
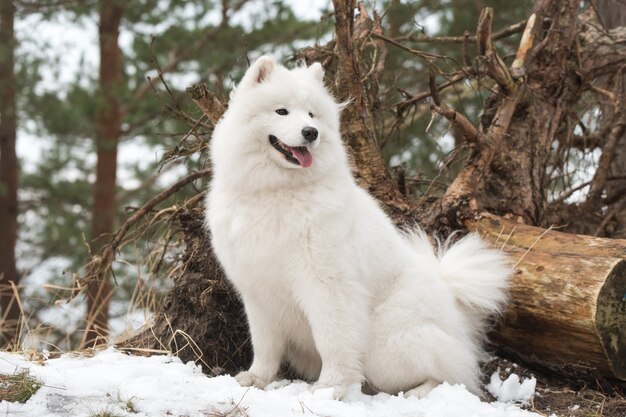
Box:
[290,147,313,168]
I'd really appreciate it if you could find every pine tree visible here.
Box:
[0,0,20,346]
[84,0,126,347]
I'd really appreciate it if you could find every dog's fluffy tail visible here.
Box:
[408,229,510,326]
[439,233,510,320]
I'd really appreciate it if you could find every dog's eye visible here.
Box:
[309,112,314,118]
[275,108,289,116]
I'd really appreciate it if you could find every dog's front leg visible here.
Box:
[236,295,284,389]
[296,277,367,399]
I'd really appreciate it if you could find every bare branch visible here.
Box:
[594,194,626,236]
[429,69,441,106]
[584,121,626,208]
[565,122,615,150]
[371,32,451,61]
[462,31,471,68]
[589,84,621,107]
[187,83,227,124]
[441,85,525,206]
[552,180,593,204]
[512,13,537,69]
[569,134,604,150]
[391,70,476,112]
[430,104,480,144]
[404,19,527,44]
[477,7,517,94]
[79,169,212,294]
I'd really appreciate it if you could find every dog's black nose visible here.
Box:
[302,126,318,143]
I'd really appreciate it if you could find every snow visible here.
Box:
[486,372,537,404]
[0,348,542,417]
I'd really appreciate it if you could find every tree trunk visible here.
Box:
[85,0,125,348]
[331,0,416,223]
[0,0,20,347]
[469,214,626,381]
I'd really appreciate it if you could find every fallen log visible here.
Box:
[468,213,626,381]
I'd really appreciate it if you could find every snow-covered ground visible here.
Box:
[0,348,543,417]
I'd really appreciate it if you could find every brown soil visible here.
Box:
[483,357,626,417]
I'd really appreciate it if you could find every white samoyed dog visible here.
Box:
[205,56,510,399]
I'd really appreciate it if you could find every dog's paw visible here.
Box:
[234,371,270,389]
[312,380,359,400]
[405,379,439,399]
[312,381,344,399]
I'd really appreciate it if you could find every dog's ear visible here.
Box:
[308,62,324,82]
[241,56,275,87]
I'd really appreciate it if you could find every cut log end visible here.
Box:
[596,260,626,380]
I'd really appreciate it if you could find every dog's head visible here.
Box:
[212,56,346,181]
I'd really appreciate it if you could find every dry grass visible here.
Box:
[204,398,250,417]
[90,412,123,417]
[0,371,41,403]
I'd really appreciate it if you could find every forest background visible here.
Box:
[1,0,625,379]
[1,0,540,349]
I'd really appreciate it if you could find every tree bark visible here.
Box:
[469,214,626,381]
[331,0,415,223]
[85,0,125,348]
[0,0,20,346]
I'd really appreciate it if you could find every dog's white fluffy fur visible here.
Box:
[205,56,510,399]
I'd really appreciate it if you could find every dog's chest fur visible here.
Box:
[208,184,355,290]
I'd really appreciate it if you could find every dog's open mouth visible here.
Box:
[269,135,313,168]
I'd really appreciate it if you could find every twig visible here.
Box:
[513,225,555,269]
[462,31,472,68]
[563,118,615,151]
[589,85,621,107]
[371,32,451,61]
[552,180,593,204]
[179,114,208,144]
[404,177,450,191]
[568,134,604,150]
[404,19,527,44]
[391,70,475,111]
[594,195,626,236]
[146,59,213,133]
